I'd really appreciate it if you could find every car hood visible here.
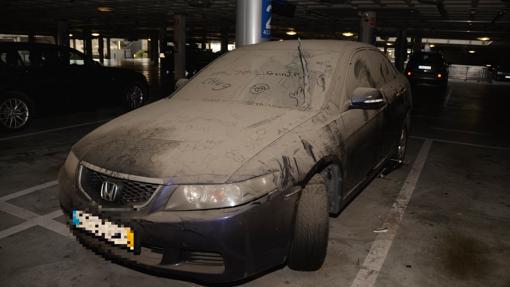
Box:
[73,98,316,184]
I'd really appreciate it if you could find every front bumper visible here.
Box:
[59,168,298,283]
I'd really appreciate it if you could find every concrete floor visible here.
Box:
[1,80,510,287]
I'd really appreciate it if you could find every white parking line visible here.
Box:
[429,127,490,136]
[0,180,58,202]
[0,208,70,240]
[0,201,39,220]
[0,180,71,240]
[0,119,109,142]
[350,139,432,287]
[410,135,510,151]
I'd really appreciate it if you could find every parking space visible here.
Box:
[1,80,509,286]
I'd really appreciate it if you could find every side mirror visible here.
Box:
[175,78,190,90]
[350,87,385,109]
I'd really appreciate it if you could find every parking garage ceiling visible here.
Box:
[1,0,509,41]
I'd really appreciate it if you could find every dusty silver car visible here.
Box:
[59,40,411,283]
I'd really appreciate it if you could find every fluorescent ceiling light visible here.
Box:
[386,42,393,46]
[429,44,435,48]
[468,50,476,54]
[68,33,73,37]
[342,32,354,37]
[97,6,113,13]
[477,37,490,41]
[286,30,297,36]
[91,32,100,37]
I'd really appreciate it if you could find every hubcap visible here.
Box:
[126,86,144,109]
[397,128,407,163]
[0,98,30,129]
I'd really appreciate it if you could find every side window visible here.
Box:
[353,53,376,88]
[0,49,25,69]
[69,50,85,65]
[39,48,65,67]
[17,50,31,66]
[344,50,377,107]
[369,50,397,86]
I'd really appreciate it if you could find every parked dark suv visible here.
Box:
[405,51,448,90]
[0,42,149,131]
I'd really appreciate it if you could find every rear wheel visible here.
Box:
[392,127,408,164]
[0,92,34,131]
[288,174,329,271]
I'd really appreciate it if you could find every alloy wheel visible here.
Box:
[0,97,30,130]
[126,85,144,109]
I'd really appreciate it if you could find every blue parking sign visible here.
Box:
[261,0,272,39]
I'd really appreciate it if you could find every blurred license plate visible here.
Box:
[418,65,432,70]
[72,209,135,250]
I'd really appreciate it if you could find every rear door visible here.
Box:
[28,45,74,112]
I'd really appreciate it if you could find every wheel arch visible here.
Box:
[299,155,344,215]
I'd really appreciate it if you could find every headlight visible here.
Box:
[165,173,279,210]
[63,150,79,177]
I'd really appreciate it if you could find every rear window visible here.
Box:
[409,53,444,65]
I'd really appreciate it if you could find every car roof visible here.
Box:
[240,40,375,53]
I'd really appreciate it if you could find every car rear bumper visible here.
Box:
[59,168,298,283]
[408,74,447,87]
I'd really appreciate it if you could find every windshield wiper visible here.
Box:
[297,38,311,110]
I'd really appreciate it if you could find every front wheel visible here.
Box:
[124,82,147,110]
[0,93,34,132]
[288,174,329,271]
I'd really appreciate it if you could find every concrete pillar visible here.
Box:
[106,38,111,59]
[236,0,271,46]
[359,11,376,45]
[221,29,229,53]
[83,31,93,57]
[159,26,167,54]
[394,31,408,72]
[201,32,207,49]
[412,34,422,53]
[57,21,69,46]
[149,34,159,64]
[174,14,186,80]
[98,37,104,63]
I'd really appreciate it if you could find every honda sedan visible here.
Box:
[59,40,411,283]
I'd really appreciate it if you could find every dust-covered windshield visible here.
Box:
[175,48,340,110]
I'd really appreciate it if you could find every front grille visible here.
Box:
[79,165,160,208]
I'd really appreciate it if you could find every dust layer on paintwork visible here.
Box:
[176,48,339,111]
[71,41,384,191]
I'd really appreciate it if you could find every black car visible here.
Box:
[405,51,448,90]
[0,42,149,131]
[494,65,510,81]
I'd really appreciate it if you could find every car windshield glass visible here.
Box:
[409,53,443,65]
[175,49,339,110]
